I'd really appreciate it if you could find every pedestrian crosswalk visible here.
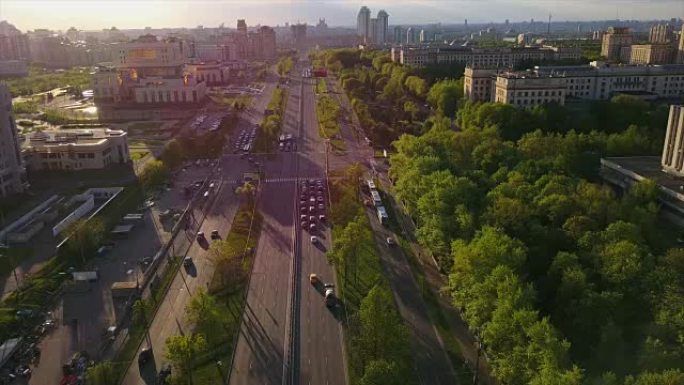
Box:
[225,176,342,184]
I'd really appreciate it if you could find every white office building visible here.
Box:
[22,128,130,171]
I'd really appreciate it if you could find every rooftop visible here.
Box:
[22,128,126,148]
[602,156,684,193]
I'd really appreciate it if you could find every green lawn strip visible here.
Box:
[187,201,261,383]
[380,187,474,382]
[128,121,164,131]
[254,88,288,153]
[316,79,328,94]
[6,65,92,97]
[129,152,149,162]
[329,179,417,384]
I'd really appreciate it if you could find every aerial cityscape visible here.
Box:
[0,1,684,385]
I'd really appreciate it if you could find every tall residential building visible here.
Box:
[375,10,389,44]
[0,21,30,61]
[393,26,403,44]
[679,25,684,64]
[662,105,684,176]
[370,18,378,44]
[649,24,674,44]
[601,27,633,61]
[291,23,307,48]
[0,84,25,197]
[419,29,427,43]
[237,19,247,34]
[406,27,415,44]
[357,6,371,41]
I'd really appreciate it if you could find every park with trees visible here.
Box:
[308,47,684,384]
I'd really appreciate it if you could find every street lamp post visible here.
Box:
[473,328,481,385]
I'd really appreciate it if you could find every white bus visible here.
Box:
[370,190,382,207]
[366,179,376,190]
[377,206,388,225]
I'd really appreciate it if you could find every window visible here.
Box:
[87,153,95,159]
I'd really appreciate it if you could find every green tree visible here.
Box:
[427,79,463,118]
[138,159,169,191]
[165,334,208,382]
[358,284,410,364]
[359,359,405,385]
[235,181,256,206]
[86,361,117,385]
[63,218,105,263]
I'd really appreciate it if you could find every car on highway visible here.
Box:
[309,196,315,203]
[309,273,318,285]
[211,230,220,240]
[309,223,316,231]
[309,216,316,222]
[317,196,324,202]
[138,347,152,366]
[324,284,335,307]
[309,206,315,213]
[317,204,324,210]
[310,236,318,243]
[319,214,326,222]
[183,257,193,267]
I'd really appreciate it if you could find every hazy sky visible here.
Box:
[1,0,682,31]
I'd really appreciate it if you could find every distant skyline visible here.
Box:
[1,0,683,32]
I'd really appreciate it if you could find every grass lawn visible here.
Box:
[129,151,149,162]
[0,248,33,276]
[128,121,164,131]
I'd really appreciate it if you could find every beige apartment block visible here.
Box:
[494,72,566,107]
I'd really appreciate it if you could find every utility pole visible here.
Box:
[472,328,481,385]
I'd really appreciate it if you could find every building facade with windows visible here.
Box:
[494,72,566,107]
[662,105,684,176]
[465,62,684,105]
[601,27,633,61]
[22,129,130,171]
[92,34,206,106]
[0,84,25,197]
[630,44,675,65]
[393,45,580,67]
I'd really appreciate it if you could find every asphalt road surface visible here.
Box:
[120,74,278,385]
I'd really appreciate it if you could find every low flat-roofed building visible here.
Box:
[22,128,130,171]
[600,156,684,226]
